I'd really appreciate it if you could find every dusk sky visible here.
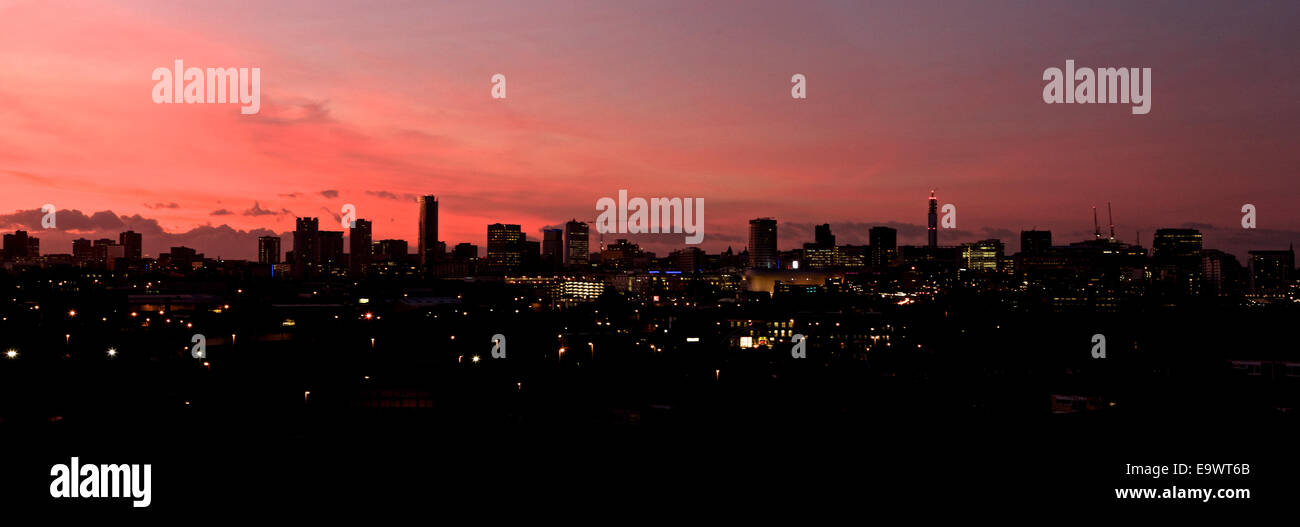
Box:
[2,0,1297,260]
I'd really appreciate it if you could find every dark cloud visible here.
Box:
[143,202,179,209]
[278,192,302,199]
[365,190,419,202]
[0,208,283,260]
[320,190,339,198]
[210,209,233,216]
[242,202,291,217]
[320,206,342,225]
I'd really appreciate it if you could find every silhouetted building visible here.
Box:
[164,246,201,271]
[602,239,643,269]
[319,231,345,272]
[258,236,281,265]
[3,231,31,260]
[375,239,409,262]
[119,230,142,260]
[869,226,897,267]
[292,217,320,278]
[451,242,477,262]
[418,195,439,268]
[1249,247,1294,296]
[1020,230,1051,255]
[350,219,372,274]
[72,238,93,260]
[1153,228,1203,293]
[1202,249,1243,297]
[671,247,704,273]
[564,219,589,268]
[814,223,835,247]
[748,218,778,269]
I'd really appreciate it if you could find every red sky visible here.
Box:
[2,0,1298,260]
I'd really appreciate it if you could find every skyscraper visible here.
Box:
[1153,228,1203,293]
[418,195,439,268]
[927,189,938,248]
[319,231,345,272]
[564,219,589,268]
[748,218,778,269]
[349,218,372,274]
[486,223,525,271]
[293,217,320,278]
[258,236,281,265]
[869,226,897,267]
[119,230,142,260]
[814,223,835,247]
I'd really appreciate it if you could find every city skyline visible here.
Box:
[0,191,1295,263]
[2,0,1299,261]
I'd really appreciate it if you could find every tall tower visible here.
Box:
[563,219,589,268]
[417,195,438,268]
[748,218,778,269]
[927,189,938,248]
[292,217,320,278]
[258,235,281,265]
[349,218,372,274]
[119,230,142,260]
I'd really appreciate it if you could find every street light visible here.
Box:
[106,348,117,358]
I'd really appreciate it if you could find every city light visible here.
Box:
[5,349,16,359]
[107,348,117,357]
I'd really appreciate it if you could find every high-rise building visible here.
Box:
[748,218,778,269]
[3,231,30,260]
[960,239,1004,272]
[542,228,563,269]
[319,231,345,272]
[1153,229,1203,271]
[418,195,439,268]
[1249,247,1294,295]
[1153,228,1203,293]
[564,219,589,268]
[72,238,93,260]
[869,226,897,267]
[927,189,938,248]
[258,236,281,265]
[486,223,525,271]
[1020,230,1051,255]
[293,217,320,277]
[1202,249,1242,296]
[119,230,142,260]
[349,219,372,274]
[814,223,835,247]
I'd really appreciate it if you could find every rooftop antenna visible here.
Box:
[1092,206,1101,240]
[1107,202,1116,241]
